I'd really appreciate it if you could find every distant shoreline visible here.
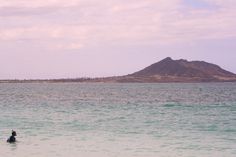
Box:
[1,77,236,83]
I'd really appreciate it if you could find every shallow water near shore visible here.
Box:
[0,83,236,157]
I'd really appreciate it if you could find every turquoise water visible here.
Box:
[0,83,235,157]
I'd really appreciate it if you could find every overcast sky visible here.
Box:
[0,0,236,79]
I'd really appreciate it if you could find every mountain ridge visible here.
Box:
[119,57,236,82]
[130,57,235,78]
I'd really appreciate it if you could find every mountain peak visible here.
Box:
[164,57,172,60]
[161,57,173,62]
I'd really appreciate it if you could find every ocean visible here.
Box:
[0,83,235,157]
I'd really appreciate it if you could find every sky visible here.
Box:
[0,0,236,79]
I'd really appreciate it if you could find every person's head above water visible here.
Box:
[12,130,17,136]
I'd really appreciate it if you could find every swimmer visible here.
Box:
[7,130,17,143]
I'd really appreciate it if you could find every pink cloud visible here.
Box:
[0,0,235,45]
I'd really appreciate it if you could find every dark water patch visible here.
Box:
[162,103,183,108]
[223,129,236,133]
[196,124,219,132]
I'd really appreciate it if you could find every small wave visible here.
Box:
[224,129,236,133]
[163,103,182,108]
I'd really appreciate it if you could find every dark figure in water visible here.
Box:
[7,130,17,143]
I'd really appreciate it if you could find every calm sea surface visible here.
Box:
[0,83,235,157]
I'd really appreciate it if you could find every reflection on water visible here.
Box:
[9,142,17,151]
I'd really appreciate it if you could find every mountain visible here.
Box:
[108,57,236,83]
[1,57,236,83]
